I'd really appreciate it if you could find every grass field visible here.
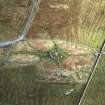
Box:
[0,29,105,105]
[0,0,105,104]
[0,64,85,105]
[79,48,105,105]
[78,27,105,50]
[0,53,105,105]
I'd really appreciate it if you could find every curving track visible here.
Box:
[0,0,39,48]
